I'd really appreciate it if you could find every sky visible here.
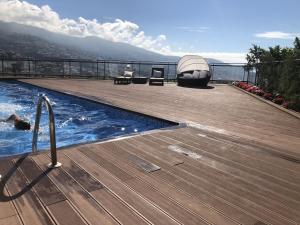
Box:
[0,0,299,62]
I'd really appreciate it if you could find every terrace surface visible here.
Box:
[1,79,300,225]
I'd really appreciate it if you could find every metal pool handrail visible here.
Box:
[32,94,61,168]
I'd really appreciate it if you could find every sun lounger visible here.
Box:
[114,65,134,84]
[149,67,164,86]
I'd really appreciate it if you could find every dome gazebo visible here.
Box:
[177,55,211,87]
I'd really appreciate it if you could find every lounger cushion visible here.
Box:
[150,78,164,80]
[180,71,210,79]
[199,71,209,78]
[182,73,194,79]
[192,70,200,78]
[124,71,133,77]
[152,70,162,78]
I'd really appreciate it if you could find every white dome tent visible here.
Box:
[177,55,211,87]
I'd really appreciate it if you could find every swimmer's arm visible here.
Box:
[0,118,11,122]
[3,114,18,122]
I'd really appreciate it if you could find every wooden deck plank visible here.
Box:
[47,200,87,225]
[124,178,208,225]
[97,141,260,225]
[0,188,17,219]
[83,144,161,174]
[0,159,55,225]
[32,154,119,225]
[81,147,209,225]
[97,143,164,173]
[64,150,181,225]
[155,131,300,196]
[179,159,300,212]
[78,149,134,181]
[0,215,23,225]
[43,153,104,192]
[174,162,300,221]
[0,160,19,221]
[16,157,66,206]
[181,128,300,172]
[15,157,87,225]
[144,133,300,209]
[90,189,150,225]
[125,135,184,166]
[108,139,298,225]
[0,189,17,220]
[160,129,300,183]
[88,144,244,225]
[52,152,150,225]
[95,140,300,224]
[150,133,300,203]
[156,169,297,225]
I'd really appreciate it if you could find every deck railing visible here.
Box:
[0,58,253,83]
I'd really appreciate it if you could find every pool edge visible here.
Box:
[18,80,181,126]
[1,79,185,159]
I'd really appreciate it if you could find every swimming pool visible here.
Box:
[0,81,176,157]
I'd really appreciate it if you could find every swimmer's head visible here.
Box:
[15,120,31,130]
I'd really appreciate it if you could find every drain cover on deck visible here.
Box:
[128,155,161,173]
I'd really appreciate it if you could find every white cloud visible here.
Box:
[160,48,246,63]
[0,0,167,51]
[0,0,246,63]
[200,52,246,63]
[255,31,300,39]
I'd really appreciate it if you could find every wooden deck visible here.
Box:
[1,79,300,225]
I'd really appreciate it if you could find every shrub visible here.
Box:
[282,101,290,108]
[238,82,252,90]
[246,87,254,92]
[250,86,259,93]
[287,99,300,112]
[273,97,284,105]
[263,93,273,100]
[255,89,265,96]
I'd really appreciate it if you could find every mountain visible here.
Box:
[0,21,178,62]
[0,29,98,60]
[0,21,246,81]
[206,58,223,64]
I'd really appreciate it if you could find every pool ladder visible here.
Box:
[0,94,61,181]
[32,94,62,168]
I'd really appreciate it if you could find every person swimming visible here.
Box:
[0,114,31,130]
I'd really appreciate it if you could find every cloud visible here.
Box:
[0,0,246,63]
[176,26,210,33]
[160,48,246,63]
[199,52,246,63]
[0,0,167,51]
[255,31,300,39]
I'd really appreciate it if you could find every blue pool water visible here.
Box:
[0,81,175,157]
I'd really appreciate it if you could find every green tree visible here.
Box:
[246,45,265,66]
[294,37,300,59]
[294,37,300,49]
[246,38,300,111]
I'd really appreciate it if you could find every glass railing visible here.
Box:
[0,58,252,83]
